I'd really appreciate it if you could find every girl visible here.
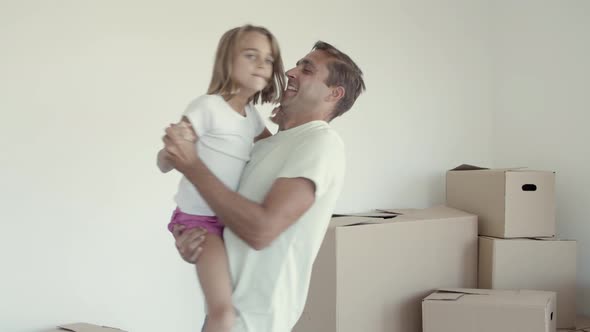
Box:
[157,24,285,332]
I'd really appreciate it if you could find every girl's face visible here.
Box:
[231,31,275,96]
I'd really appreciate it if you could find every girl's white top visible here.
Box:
[174,94,266,215]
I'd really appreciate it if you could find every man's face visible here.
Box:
[281,50,333,110]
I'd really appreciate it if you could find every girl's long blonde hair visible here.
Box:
[207,24,285,105]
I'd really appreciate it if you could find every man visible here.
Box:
[163,41,365,332]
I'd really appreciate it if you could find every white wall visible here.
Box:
[491,0,590,317]
[1,1,494,331]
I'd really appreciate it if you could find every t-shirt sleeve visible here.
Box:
[276,131,346,198]
[182,95,213,136]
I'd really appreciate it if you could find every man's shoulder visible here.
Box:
[300,122,344,148]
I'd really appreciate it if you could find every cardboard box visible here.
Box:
[292,206,478,332]
[48,323,126,332]
[478,236,577,329]
[422,288,556,332]
[557,316,590,331]
[446,164,555,238]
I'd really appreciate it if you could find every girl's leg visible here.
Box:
[196,233,235,332]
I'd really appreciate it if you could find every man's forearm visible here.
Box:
[184,160,271,249]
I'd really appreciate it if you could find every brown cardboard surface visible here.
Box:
[446,164,555,238]
[293,206,478,332]
[478,236,577,329]
[557,316,590,331]
[423,288,556,332]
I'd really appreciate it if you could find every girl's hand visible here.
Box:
[177,117,197,142]
[163,123,200,174]
[269,106,285,131]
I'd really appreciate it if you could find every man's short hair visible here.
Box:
[312,41,366,119]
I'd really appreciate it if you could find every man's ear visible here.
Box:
[328,86,345,102]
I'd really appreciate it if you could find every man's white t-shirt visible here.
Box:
[175,94,266,215]
[225,120,346,332]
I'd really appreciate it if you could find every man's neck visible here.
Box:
[280,107,331,130]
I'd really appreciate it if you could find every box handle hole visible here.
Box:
[522,184,537,191]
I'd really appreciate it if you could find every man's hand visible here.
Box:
[163,123,200,174]
[269,106,285,130]
[172,225,207,264]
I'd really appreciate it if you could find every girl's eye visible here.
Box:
[245,53,256,59]
[265,59,274,64]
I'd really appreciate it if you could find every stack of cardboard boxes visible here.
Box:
[294,164,579,332]
[292,206,479,332]
[432,164,577,331]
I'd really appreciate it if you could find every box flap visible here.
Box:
[436,288,499,296]
[330,205,475,227]
[449,164,490,171]
[534,237,575,242]
[423,288,499,302]
[330,210,401,227]
[481,236,575,242]
[331,206,476,228]
[332,211,399,219]
[57,323,126,332]
[432,289,556,308]
[449,164,527,172]
[424,291,465,301]
[391,206,475,221]
[329,215,399,227]
[376,208,416,214]
[505,169,555,173]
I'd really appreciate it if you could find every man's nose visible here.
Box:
[286,68,296,79]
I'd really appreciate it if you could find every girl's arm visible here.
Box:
[253,106,284,142]
[255,127,272,142]
[157,117,195,173]
[157,148,174,173]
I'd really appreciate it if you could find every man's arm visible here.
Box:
[182,158,315,250]
[163,124,315,250]
[254,127,273,142]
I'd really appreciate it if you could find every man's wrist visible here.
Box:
[183,156,206,181]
